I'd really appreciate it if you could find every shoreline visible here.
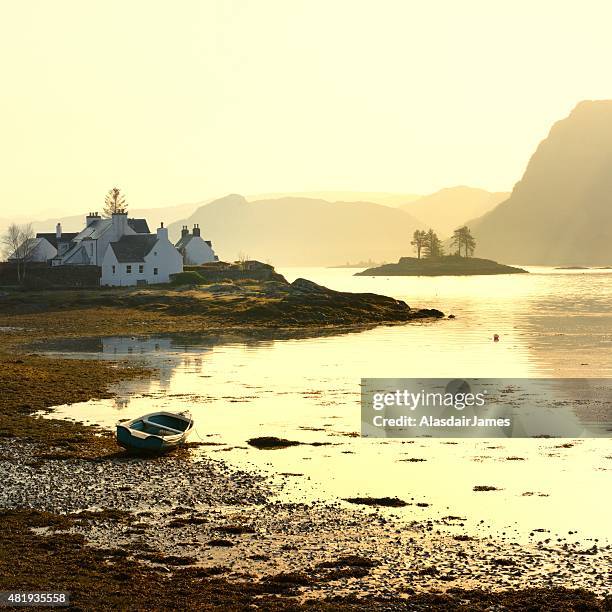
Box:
[0,286,610,608]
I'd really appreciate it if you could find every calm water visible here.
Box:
[46,267,612,545]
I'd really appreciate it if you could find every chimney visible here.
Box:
[86,212,101,226]
[193,223,200,237]
[157,222,168,241]
[111,210,128,239]
[181,225,189,238]
[56,223,62,239]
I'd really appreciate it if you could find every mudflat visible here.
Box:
[0,280,610,610]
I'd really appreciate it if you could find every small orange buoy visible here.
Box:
[493,334,500,342]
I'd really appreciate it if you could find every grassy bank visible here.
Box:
[0,353,150,459]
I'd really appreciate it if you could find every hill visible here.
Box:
[20,202,200,235]
[355,256,527,276]
[469,101,612,265]
[168,195,424,266]
[400,186,508,237]
[248,191,421,207]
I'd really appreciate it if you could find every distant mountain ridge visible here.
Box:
[21,202,200,236]
[469,101,612,265]
[3,186,512,266]
[168,195,424,266]
[247,191,421,207]
[401,186,509,237]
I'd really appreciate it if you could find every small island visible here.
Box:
[356,255,528,276]
[356,227,527,276]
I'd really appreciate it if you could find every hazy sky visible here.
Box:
[2,0,612,217]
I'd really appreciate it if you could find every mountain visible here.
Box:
[469,101,612,265]
[18,202,201,236]
[248,191,421,207]
[168,195,424,266]
[400,186,508,237]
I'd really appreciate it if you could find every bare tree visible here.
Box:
[103,187,127,217]
[2,223,36,283]
[237,251,250,270]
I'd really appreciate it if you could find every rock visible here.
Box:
[412,308,445,318]
[207,539,234,547]
[247,437,301,450]
[343,496,408,508]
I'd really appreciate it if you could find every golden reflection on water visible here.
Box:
[47,267,612,545]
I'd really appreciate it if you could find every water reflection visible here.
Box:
[41,267,612,545]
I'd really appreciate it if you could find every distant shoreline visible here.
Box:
[327,262,387,269]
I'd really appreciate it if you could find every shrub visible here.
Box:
[169,271,205,285]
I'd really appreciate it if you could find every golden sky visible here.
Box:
[1,0,611,217]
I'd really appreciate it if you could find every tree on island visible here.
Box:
[423,228,444,258]
[451,226,476,257]
[103,187,127,217]
[1,222,36,283]
[411,229,427,259]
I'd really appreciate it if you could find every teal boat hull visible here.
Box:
[116,425,166,452]
[116,411,193,453]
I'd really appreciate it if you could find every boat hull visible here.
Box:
[116,425,168,452]
[115,411,193,453]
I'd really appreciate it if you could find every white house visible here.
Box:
[52,211,150,267]
[101,223,183,286]
[10,209,186,286]
[8,224,78,263]
[175,224,218,265]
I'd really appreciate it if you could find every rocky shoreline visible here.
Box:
[0,278,610,609]
[0,272,444,336]
[1,436,610,610]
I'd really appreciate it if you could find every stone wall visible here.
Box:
[0,263,101,288]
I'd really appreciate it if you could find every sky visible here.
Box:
[1,0,612,218]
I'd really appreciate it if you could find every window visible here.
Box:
[138,264,144,273]
[112,265,116,274]
[126,265,132,273]
[153,268,158,275]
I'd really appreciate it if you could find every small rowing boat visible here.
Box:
[116,411,193,453]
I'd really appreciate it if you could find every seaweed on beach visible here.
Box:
[343,496,409,507]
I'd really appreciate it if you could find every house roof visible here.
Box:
[61,244,91,264]
[109,235,158,263]
[73,218,111,241]
[72,217,149,242]
[36,232,78,249]
[127,218,150,234]
[175,234,194,250]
